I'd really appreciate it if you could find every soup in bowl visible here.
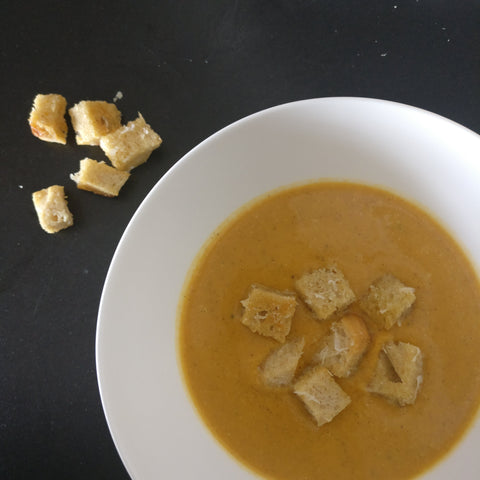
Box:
[96,98,480,480]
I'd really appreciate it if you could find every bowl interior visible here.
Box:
[96,97,480,480]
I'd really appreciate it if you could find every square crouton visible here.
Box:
[295,267,356,321]
[314,314,370,378]
[293,365,351,426]
[359,274,416,330]
[367,341,423,406]
[99,113,162,171]
[70,158,130,197]
[259,337,305,386]
[68,100,122,145]
[28,94,68,144]
[32,185,73,233]
[240,284,297,343]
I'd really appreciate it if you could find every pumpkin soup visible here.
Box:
[178,182,480,480]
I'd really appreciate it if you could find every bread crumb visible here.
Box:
[240,284,297,343]
[99,113,162,171]
[295,266,356,321]
[70,158,130,197]
[113,91,123,102]
[32,185,73,233]
[259,337,305,386]
[294,365,351,426]
[28,94,68,144]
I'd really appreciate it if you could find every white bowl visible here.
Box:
[96,97,480,479]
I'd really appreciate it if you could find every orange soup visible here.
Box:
[178,182,480,480]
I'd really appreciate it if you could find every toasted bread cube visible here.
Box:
[240,284,297,343]
[294,365,351,426]
[32,185,73,233]
[360,274,416,329]
[99,113,162,171]
[295,267,356,321]
[28,94,68,144]
[259,337,305,386]
[314,314,370,377]
[70,158,130,197]
[68,100,122,145]
[368,341,423,406]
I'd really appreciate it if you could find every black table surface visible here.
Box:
[2,1,479,479]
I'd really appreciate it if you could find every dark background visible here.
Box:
[1,1,479,479]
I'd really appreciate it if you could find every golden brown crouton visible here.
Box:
[293,365,351,426]
[295,266,356,321]
[28,94,68,144]
[240,284,297,343]
[314,314,370,377]
[32,185,73,233]
[259,337,305,386]
[360,274,416,329]
[368,341,423,406]
[99,113,162,171]
[70,158,130,197]
[68,100,122,145]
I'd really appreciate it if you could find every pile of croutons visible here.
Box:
[29,93,162,233]
[240,267,421,427]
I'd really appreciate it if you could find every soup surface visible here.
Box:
[178,182,480,480]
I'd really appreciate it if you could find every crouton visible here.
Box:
[28,94,68,144]
[293,365,351,426]
[360,274,416,329]
[99,113,162,171]
[32,185,73,233]
[368,341,423,406]
[240,284,297,343]
[68,100,122,145]
[314,314,370,377]
[70,158,130,197]
[259,337,305,386]
[295,266,356,321]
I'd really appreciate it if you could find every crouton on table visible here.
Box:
[99,113,162,171]
[32,185,73,233]
[70,158,130,197]
[28,94,68,144]
[69,100,122,145]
